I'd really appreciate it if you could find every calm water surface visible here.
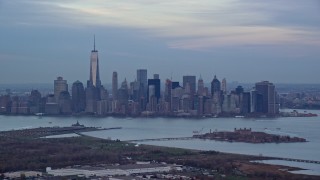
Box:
[1,110,319,175]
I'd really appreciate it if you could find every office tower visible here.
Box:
[85,86,97,113]
[137,69,147,96]
[130,80,140,101]
[72,81,86,113]
[164,79,172,102]
[198,96,204,116]
[147,78,160,103]
[164,79,172,112]
[221,78,227,94]
[97,86,109,115]
[183,75,196,95]
[211,75,221,96]
[172,82,180,90]
[235,86,244,94]
[118,79,129,114]
[54,77,68,102]
[197,76,204,96]
[112,71,118,100]
[241,92,251,114]
[28,90,42,114]
[29,90,41,106]
[255,81,277,114]
[88,36,101,88]
[59,91,72,114]
[45,94,59,115]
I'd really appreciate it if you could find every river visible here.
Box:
[0,109,319,175]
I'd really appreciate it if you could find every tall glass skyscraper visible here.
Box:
[88,36,101,88]
[137,69,147,97]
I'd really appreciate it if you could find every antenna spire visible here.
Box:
[93,34,96,51]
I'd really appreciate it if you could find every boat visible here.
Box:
[72,120,85,127]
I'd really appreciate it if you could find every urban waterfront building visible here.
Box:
[54,77,68,103]
[88,36,101,88]
[211,75,221,96]
[255,81,278,115]
[221,78,227,94]
[71,81,86,113]
[147,78,160,103]
[197,76,205,96]
[183,75,196,95]
[59,91,72,114]
[112,71,118,100]
[137,69,148,96]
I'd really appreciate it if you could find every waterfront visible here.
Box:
[0,110,319,175]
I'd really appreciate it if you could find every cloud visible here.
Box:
[1,0,320,51]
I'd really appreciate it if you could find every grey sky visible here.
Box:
[0,0,320,84]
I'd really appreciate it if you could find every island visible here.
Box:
[0,126,318,179]
[193,128,307,143]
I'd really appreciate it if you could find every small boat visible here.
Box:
[72,120,85,127]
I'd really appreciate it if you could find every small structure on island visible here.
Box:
[234,128,252,135]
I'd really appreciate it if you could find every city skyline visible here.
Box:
[1,0,320,84]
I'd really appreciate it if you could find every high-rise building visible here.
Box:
[147,78,160,103]
[85,86,97,113]
[137,69,147,96]
[112,71,118,100]
[221,78,227,94]
[59,91,72,114]
[118,79,129,114]
[235,86,244,94]
[183,75,196,95]
[211,75,221,96]
[88,36,101,88]
[72,80,85,113]
[54,77,68,103]
[255,81,277,114]
[197,76,204,96]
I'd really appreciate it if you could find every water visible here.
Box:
[253,160,320,176]
[0,110,319,175]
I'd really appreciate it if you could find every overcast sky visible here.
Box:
[0,0,320,85]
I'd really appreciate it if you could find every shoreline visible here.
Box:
[0,127,319,179]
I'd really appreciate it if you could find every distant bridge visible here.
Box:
[274,157,320,164]
[127,137,194,142]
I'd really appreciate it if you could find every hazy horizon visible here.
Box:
[1,0,320,84]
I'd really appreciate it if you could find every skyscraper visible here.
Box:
[221,78,227,94]
[183,75,196,95]
[255,81,277,114]
[137,69,147,99]
[54,77,68,103]
[88,36,101,88]
[211,75,221,96]
[147,78,160,103]
[197,76,204,96]
[72,80,86,113]
[112,71,118,100]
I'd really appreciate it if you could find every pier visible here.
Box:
[274,157,320,164]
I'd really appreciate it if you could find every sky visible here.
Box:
[0,0,320,85]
